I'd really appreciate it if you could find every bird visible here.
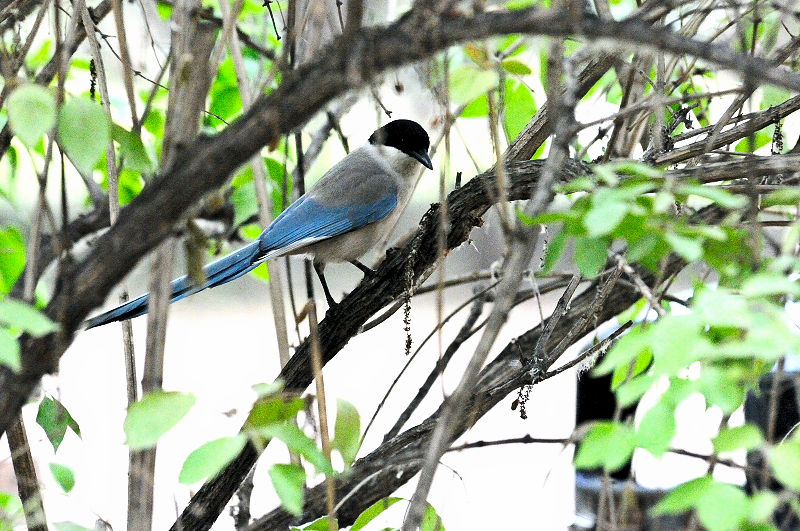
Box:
[84,119,433,329]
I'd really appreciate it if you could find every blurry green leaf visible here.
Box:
[460,94,488,118]
[179,435,247,484]
[53,523,90,531]
[713,425,763,454]
[49,463,75,493]
[269,464,306,516]
[26,40,52,69]
[584,201,628,237]
[595,324,648,376]
[332,399,361,466]
[735,130,771,153]
[695,482,747,531]
[449,66,497,104]
[260,424,334,475]
[665,233,703,261]
[749,491,778,522]
[156,1,172,18]
[0,299,58,336]
[351,497,403,531]
[245,395,306,429]
[7,85,56,146]
[252,381,284,397]
[124,391,195,449]
[677,184,747,209]
[112,124,153,174]
[298,516,337,530]
[542,229,567,273]
[501,59,532,75]
[37,396,81,452]
[58,98,110,174]
[421,503,445,531]
[761,85,790,110]
[503,79,536,141]
[652,476,713,514]
[0,328,21,371]
[574,421,635,472]
[636,402,676,457]
[574,236,609,278]
[0,226,25,294]
[741,274,800,297]
[770,441,800,491]
[249,262,269,282]
[761,188,800,207]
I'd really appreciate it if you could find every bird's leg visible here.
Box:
[349,260,377,278]
[313,261,338,308]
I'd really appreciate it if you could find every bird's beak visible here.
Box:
[411,149,433,170]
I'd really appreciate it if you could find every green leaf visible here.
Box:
[0,226,25,295]
[49,463,75,492]
[748,491,778,522]
[695,482,747,531]
[269,464,306,516]
[665,233,703,261]
[351,497,403,531]
[460,94,488,118]
[677,184,747,209]
[260,424,334,475]
[7,85,56,146]
[421,503,445,531]
[503,79,536,141]
[574,421,635,472]
[53,523,91,531]
[501,59,532,75]
[245,395,306,429]
[252,380,284,397]
[653,476,713,514]
[298,516,338,530]
[332,399,361,466]
[36,396,81,452]
[111,124,153,174]
[761,188,800,207]
[741,274,800,297]
[0,299,58,336]
[770,441,800,491]
[58,98,110,174]
[179,435,247,484]
[636,402,676,457]
[124,391,195,449]
[574,237,610,278]
[713,425,763,454]
[0,328,21,371]
[449,66,497,104]
[583,201,628,237]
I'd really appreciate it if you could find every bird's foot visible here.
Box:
[350,260,377,278]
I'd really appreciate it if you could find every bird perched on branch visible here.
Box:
[85,119,432,329]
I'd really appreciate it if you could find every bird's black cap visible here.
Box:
[369,119,433,170]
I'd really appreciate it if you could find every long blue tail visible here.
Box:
[84,241,263,329]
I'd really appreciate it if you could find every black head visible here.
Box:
[368,119,433,170]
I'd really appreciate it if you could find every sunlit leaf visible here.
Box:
[179,435,247,484]
[124,391,195,449]
[351,497,403,531]
[269,464,306,516]
[332,399,361,466]
[49,463,75,493]
[58,98,110,174]
[7,85,56,146]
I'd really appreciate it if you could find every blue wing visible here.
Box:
[258,191,398,254]
[84,179,398,329]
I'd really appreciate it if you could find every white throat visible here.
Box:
[367,143,423,181]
